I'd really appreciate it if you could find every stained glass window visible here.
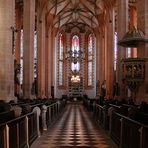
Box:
[59,33,64,60]
[72,35,79,53]
[87,34,93,86]
[20,30,37,84]
[88,34,93,60]
[34,31,37,78]
[71,35,80,71]
[20,29,23,85]
[71,62,80,71]
[88,62,92,86]
[58,33,64,86]
[59,61,63,85]
[114,32,117,71]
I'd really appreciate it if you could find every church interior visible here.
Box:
[0,0,148,147]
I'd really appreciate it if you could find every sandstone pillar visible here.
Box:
[23,0,35,99]
[101,30,106,83]
[129,6,137,58]
[95,31,100,83]
[96,13,106,85]
[50,28,57,99]
[37,11,46,98]
[15,5,22,96]
[0,0,15,102]
[117,0,128,99]
[106,9,115,98]
[95,30,100,96]
[117,0,128,81]
[45,26,52,98]
[15,6,22,63]
[51,28,57,88]
[95,27,105,96]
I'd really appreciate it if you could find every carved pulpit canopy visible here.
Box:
[118,26,148,47]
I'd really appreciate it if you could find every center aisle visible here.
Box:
[31,102,117,148]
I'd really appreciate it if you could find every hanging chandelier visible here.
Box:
[65,48,85,64]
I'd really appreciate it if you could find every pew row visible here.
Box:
[83,98,148,148]
[0,99,66,148]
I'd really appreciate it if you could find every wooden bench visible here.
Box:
[0,110,15,124]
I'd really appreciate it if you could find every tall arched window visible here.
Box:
[20,29,23,85]
[20,30,37,85]
[87,33,93,86]
[71,35,80,72]
[114,32,117,71]
[58,33,64,86]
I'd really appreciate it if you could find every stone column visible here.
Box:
[96,13,106,85]
[136,0,148,103]
[95,30,100,82]
[23,0,35,99]
[0,0,15,102]
[117,0,128,81]
[15,6,22,63]
[51,28,57,99]
[95,29,100,96]
[45,26,52,98]
[96,24,106,98]
[129,6,137,28]
[15,5,22,96]
[101,29,106,83]
[51,28,57,87]
[37,10,46,98]
[95,27,105,96]
[106,9,115,98]
[117,0,128,99]
[129,6,137,58]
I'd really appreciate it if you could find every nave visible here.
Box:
[31,102,117,148]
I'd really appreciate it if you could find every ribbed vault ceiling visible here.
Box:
[47,0,105,28]
[16,0,137,30]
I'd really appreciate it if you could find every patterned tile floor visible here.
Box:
[31,102,117,148]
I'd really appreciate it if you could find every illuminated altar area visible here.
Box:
[54,26,96,99]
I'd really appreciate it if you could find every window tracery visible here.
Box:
[114,32,117,71]
[71,35,80,72]
[87,33,94,87]
[58,33,65,86]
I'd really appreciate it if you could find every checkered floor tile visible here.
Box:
[31,102,117,148]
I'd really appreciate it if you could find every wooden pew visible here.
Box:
[0,111,38,148]
[0,110,15,124]
[110,112,148,148]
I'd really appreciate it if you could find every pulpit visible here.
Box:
[121,58,145,91]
